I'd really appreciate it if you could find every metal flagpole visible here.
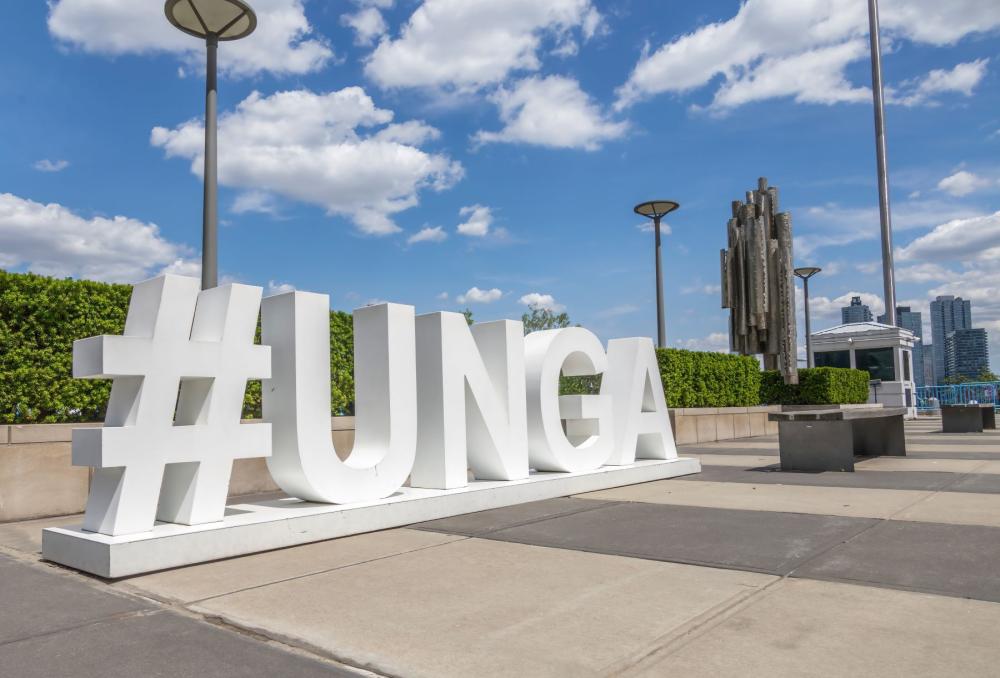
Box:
[867,0,896,326]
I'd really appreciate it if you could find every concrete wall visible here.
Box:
[669,406,780,445]
[2,409,775,523]
[0,418,356,523]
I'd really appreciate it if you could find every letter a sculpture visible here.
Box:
[720,177,798,385]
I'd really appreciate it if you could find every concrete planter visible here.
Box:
[0,418,356,523]
[669,406,781,445]
[3,406,783,523]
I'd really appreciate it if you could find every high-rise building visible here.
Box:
[930,295,972,381]
[945,328,990,381]
[922,344,936,386]
[842,296,873,323]
[878,306,926,386]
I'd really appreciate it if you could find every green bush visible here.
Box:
[0,270,356,423]
[759,367,869,405]
[657,348,761,407]
[0,271,131,423]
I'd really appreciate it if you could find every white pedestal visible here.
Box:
[43,457,700,578]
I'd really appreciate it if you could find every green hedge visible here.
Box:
[0,270,355,423]
[657,348,761,407]
[0,271,132,423]
[760,367,869,405]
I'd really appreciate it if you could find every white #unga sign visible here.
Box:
[43,275,699,577]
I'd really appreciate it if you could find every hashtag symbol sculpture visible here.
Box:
[72,275,271,536]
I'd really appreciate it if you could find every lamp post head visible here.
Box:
[165,0,257,41]
[634,200,680,221]
[794,266,822,280]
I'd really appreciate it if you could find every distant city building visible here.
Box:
[878,306,925,387]
[922,344,936,386]
[841,296,873,323]
[945,328,990,381]
[930,295,973,381]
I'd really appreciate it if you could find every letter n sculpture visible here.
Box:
[720,177,798,385]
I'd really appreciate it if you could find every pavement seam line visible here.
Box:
[602,577,790,676]
[187,607,402,678]
[161,533,476,606]
[0,608,163,650]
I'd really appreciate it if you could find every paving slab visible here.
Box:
[578,479,931,519]
[633,578,1000,678]
[0,609,353,678]
[907,443,1000,453]
[683,465,960,492]
[121,528,464,604]
[689,454,779,467]
[942,473,1000,494]
[906,435,1000,446]
[411,496,614,536]
[0,554,149,645]
[794,520,1000,601]
[192,538,776,678]
[0,514,82,554]
[483,502,876,575]
[904,450,1000,461]
[854,457,990,474]
[893,490,1000,528]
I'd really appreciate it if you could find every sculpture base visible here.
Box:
[43,458,700,578]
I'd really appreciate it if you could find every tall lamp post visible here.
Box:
[634,200,679,349]
[794,267,822,367]
[165,0,257,290]
[867,0,896,326]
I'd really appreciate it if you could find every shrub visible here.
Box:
[0,271,131,423]
[0,270,356,423]
[656,348,762,407]
[760,367,869,405]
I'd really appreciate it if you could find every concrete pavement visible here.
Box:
[3,417,1000,676]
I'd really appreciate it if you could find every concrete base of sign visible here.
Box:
[42,457,700,578]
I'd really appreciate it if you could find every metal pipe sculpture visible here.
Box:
[720,177,798,384]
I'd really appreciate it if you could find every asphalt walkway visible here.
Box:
[2,417,999,677]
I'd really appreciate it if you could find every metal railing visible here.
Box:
[916,382,1000,412]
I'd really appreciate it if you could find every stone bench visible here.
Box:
[941,404,997,433]
[768,407,907,472]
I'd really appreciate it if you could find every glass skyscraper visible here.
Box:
[841,296,873,323]
[930,295,972,382]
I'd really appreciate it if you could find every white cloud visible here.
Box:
[436,291,449,301]
[33,159,70,173]
[897,211,1000,263]
[457,286,503,304]
[681,282,722,295]
[937,170,994,197]
[474,76,627,151]
[895,262,958,283]
[676,332,730,353]
[231,191,280,216]
[615,0,1000,112]
[456,204,493,237]
[637,221,672,235]
[0,193,192,282]
[365,0,600,91]
[519,292,565,312]
[267,280,295,295]
[48,0,333,78]
[407,225,447,244]
[342,7,388,46]
[151,88,463,236]
[794,198,984,256]
[891,58,989,106]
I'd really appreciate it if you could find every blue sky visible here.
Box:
[2,0,999,362]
